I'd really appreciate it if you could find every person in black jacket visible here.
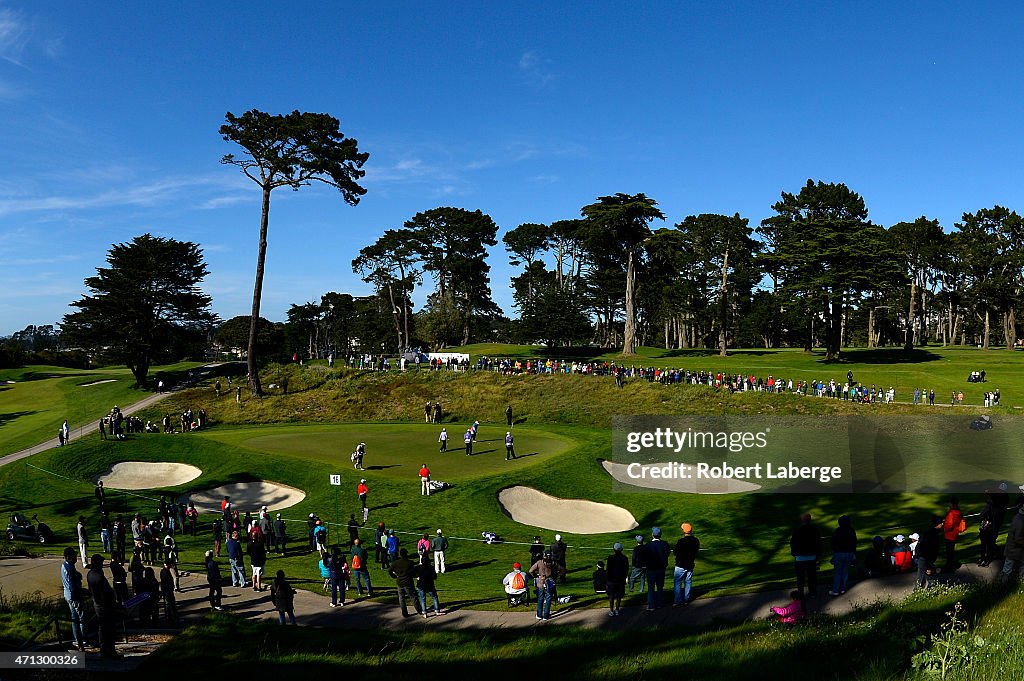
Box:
[86,554,121,659]
[550,534,568,584]
[415,554,442,618]
[914,516,943,589]
[606,543,629,616]
[160,560,179,623]
[529,536,545,565]
[205,550,223,610]
[389,548,418,617]
[829,515,857,596]
[790,513,823,598]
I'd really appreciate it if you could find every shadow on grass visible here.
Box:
[822,348,942,365]
[0,410,37,428]
[137,582,1019,681]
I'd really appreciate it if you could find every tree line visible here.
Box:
[25,109,1024,388]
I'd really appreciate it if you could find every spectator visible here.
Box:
[942,498,965,570]
[672,523,700,606]
[915,517,943,589]
[789,513,822,598]
[60,548,87,650]
[629,535,647,593]
[271,570,297,625]
[389,548,418,617]
[829,515,857,596]
[87,554,121,659]
[770,591,806,624]
[415,554,442,618]
[644,527,670,611]
[606,542,629,617]
[529,551,565,620]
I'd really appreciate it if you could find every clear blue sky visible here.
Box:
[2,2,1023,335]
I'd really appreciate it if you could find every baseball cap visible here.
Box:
[309,513,315,518]
[437,529,443,535]
[276,513,281,519]
[909,533,920,540]
[513,562,521,569]
[360,479,366,483]
[555,534,561,541]
[613,542,623,551]
[652,526,661,537]
[999,482,1008,491]
[681,523,693,534]
[635,535,643,543]
[894,534,905,543]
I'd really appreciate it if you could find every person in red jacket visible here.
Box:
[357,479,369,523]
[942,498,965,570]
[419,464,431,496]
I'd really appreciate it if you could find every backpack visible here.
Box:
[351,553,362,570]
[511,571,526,591]
[958,518,967,534]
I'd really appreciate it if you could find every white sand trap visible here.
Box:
[96,462,202,490]
[498,486,638,534]
[187,481,306,513]
[601,460,762,494]
[80,379,117,387]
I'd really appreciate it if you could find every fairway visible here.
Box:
[0,362,204,457]
[203,423,575,481]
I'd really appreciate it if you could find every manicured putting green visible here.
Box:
[202,423,576,482]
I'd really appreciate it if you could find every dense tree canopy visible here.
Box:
[62,234,216,386]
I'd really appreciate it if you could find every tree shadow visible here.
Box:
[824,348,942,365]
[0,410,37,427]
[365,465,401,471]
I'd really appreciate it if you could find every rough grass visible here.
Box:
[138,583,1024,680]
[0,587,65,649]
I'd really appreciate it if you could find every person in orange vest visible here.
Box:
[419,464,431,496]
[942,498,966,570]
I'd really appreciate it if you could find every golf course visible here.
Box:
[2,345,1023,679]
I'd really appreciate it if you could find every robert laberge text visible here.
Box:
[625,462,843,483]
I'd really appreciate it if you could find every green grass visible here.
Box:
[0,419,994,606]
[0,361,205,457]
[448,343,1024,410]
[0,588,64,649]
[137,582,1024,680]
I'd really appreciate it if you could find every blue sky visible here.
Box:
[2,2,1023,335]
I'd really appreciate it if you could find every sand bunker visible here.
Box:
[186,481,306,513]
[96,462,202,490]
[498,486,638,534]
[601,460,762,494]
[80,379,117,387]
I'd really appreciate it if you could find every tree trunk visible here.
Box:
[905,277,916,351]
[1005,308,1016,350]
[247,186,272,397]
[983,309,990,349]
[823,295,843,360]
[128,359,149,388]
[719,246,730,357]
[622,249,638,355]
[386,282,402,352]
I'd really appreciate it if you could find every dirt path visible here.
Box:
[4,554,999,634]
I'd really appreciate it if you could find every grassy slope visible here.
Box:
[138,584,1024,681]
[0,362,205,457]
[450,343,1024,409]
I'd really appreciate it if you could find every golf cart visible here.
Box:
[970,415,993,431]
[5,513,54,544]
